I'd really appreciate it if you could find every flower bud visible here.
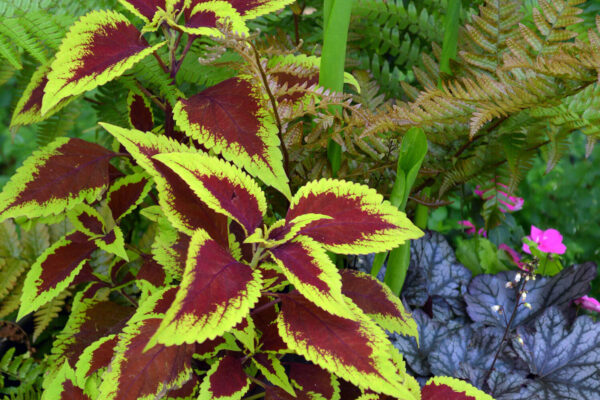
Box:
[514,273,522,282]
[505,281,514,288]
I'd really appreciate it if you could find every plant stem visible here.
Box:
[248,41,289,176]
[483,276,528,386]
[251,298,281,316]
[243,392,266,400]
[152,51,169,74]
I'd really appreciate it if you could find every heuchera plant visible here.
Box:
[0,1,503,399]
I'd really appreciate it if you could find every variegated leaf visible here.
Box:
[127,91,154,132]
[154,152,266,235]
[187,0,295,20]
[94,226,129,261]
[101,123,229,244]
[287,361,340,400]
[42,10,165,114]
[252,353,295,396]
[277,291,412,398]
[74,335,118,385]
[150,229,262,346]
[67,204,105,238]
[10,63,74,127]
[50,289,134,374]
[268,235,353,318]
[43,362,91,400]
[18,231,96,320]
[340,270,418,339]
[0,138,116,222]
[198,355,250,400]
[151,218,190,278]
[422,376,495,400]
[118,0,166,23]
[98,317,194,400]
[178,1,248,37]
[173,77,291,198]
[107,173,152,221]
[286,179,423,254]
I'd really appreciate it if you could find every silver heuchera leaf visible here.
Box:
[513,307,600,400]
[403,231,472,316]
[464,263,596,330]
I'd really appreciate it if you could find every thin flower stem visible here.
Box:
[483,276,528,387]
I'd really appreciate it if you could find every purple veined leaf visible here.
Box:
[100,124,229,246]
[197,355,250,400]
[0,138,116,222]
[98,317,195,400]
[153,151,267,236]
[172,76,291,198]
[42,10,166,114]
[17,231,97,320]
[127,91,154,132]
[285,179,423,254]
[149,229,262,347]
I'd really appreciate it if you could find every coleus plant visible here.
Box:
[1,0,504,399]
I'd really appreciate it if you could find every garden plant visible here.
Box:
[0,0,600,399]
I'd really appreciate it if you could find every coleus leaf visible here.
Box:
[287,361,340,400]
[172,76,291,198]
[513,307,600,400]
[150,229,262,346]
[340,269,418,339]
[41,10,165,114]
[44,362,91,400]
[18,231,96,320]
[252,353,296,397]
[198,355,250,400]
[285,179,423,254]
[107,173,152,221]
[94,226,129,261]
[118,0,166,23]
[67,204,106,238]
[98,317,194,400]
[10,63,74,128]
[422,376,495,400]
[178,1,248,37]
[101,123,229,244]
[153,151,267,236]
[151,218,190,277]
[230,316,256,352]
[0,138,116,222]
[465,263,596,330]
[187,0,295,20]
[74,335,118,385]
[277,291,412,398]
[268,235,353,318]
[50,288,134,375]
[127,91,154,132]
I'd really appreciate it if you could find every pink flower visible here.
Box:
[458,220,487,237]
[499,244,525,270]
[574,296,600,313]
[522,225,566,255]
[474,184,524,213]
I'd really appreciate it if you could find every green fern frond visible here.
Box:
[33,289,70,342]
[0,349,44,397]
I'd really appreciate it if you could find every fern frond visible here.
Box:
[0,348,44,396]
[33,289,70,342]
[36,105,81,147]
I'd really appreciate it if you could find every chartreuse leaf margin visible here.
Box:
[41,9,165,114]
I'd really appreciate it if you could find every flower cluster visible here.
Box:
[474,184,524,213]
[522,225,566,255]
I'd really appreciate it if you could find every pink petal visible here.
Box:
[574,296,600,313]
[499,244,521,265]
[539,229,566,254]
[522,242,531,254]
[529,225,543,242]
